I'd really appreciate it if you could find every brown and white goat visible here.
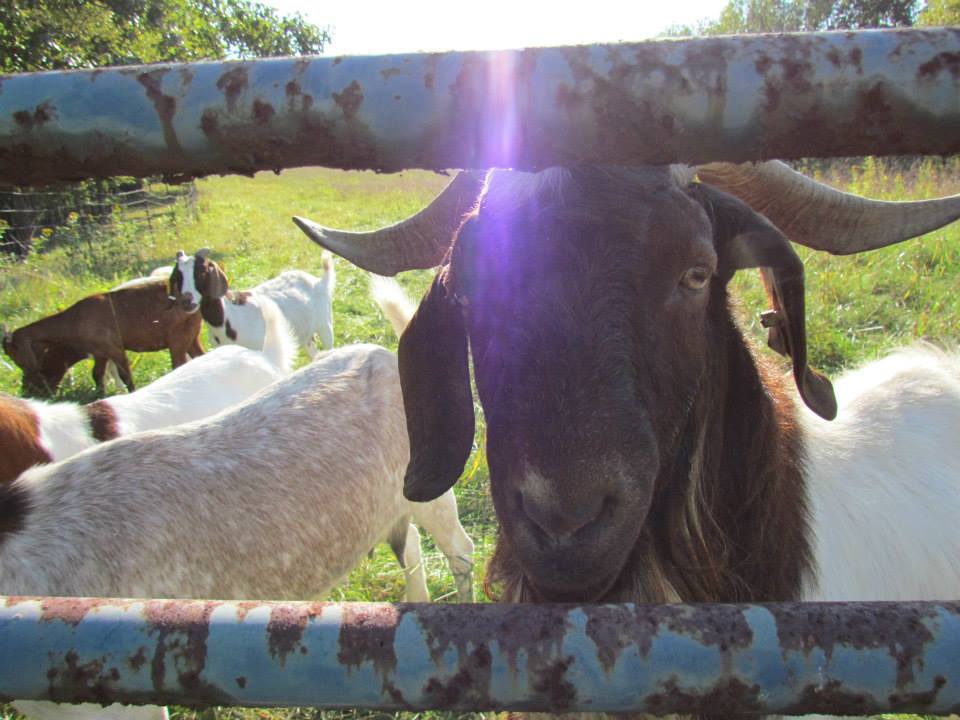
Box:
[297,162,960,610]
[0,296,295,485]
[1,279,202,395]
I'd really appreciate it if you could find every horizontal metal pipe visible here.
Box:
[1,597,958,714]
[0,29,958,186]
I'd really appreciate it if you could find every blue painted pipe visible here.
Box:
[0,597,958,714]
[0,29,958,186]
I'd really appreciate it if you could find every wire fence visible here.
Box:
[0,179,197,257]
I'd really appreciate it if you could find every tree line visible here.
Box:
[0,0,330,73]
[664,0,957,35]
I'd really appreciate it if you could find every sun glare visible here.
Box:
[267,0,729,56]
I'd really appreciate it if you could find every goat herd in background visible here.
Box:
[1,161,960,720]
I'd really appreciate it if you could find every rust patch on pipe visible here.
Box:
[251,99,275,125]
[783,679,872,715]
[337,603,399,675]
[583,603,752,672]
[917,52,960,80]
[849,47,864,73]
[332,80,364,120]
[12,101,56,130]
[38,597,134,626]
[529,656,577,711]
[137,69,182,153]
[142,599,232,704]
[128,646,148,672]
[413,604,576,710]
[423,54,441,91]
[422,644,493,708]
[285,81,302,112]
[647,676,764,715]
[48,650,113,705]
[216,66,249,113]
[234,601,261,623]
[266,603,322,667]
[200,109,219,139]
[770,602,958,688]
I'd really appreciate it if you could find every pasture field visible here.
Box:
[1,159,958,720]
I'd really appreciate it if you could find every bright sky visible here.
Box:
[265,0,730,56]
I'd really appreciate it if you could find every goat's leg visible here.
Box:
[305,338,320,359]
[107,351,135,392]
[386,519,430,602]
[91,356,109,394]
[103,360,125,393]
[187,334,204,359]
[411,491,475,601]
[318,322,334,352]
[168,347,189,369]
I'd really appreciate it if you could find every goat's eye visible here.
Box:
[680,267,711,291]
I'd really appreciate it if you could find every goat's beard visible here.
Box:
[487,525,681,604]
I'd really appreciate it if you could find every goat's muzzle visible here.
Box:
[174,293,199,314]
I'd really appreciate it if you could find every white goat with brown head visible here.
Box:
[170,248,335,357]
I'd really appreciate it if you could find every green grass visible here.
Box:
[1,159,958,720]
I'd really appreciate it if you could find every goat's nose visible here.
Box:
[519,487,604,542]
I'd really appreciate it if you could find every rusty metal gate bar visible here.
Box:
[1,597,958,714]
[1,28,958,187]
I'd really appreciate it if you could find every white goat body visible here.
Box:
[0,297,294,483]
[802,345,960,601]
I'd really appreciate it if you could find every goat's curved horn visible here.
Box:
[195,247,211,259]
[696,161,960,255]
[292,170,487,276]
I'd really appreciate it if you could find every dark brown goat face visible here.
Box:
[400,165,832,602]
[404,167,722,600]
[487,169,725,600]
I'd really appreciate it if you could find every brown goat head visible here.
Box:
[401,166,837,600]
[170,248,229,313]
[295,163,960,603]
[2,328,40,380]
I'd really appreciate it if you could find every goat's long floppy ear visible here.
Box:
[399,270,475,502]
[198,255,229,299]
[700,184,837,420]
